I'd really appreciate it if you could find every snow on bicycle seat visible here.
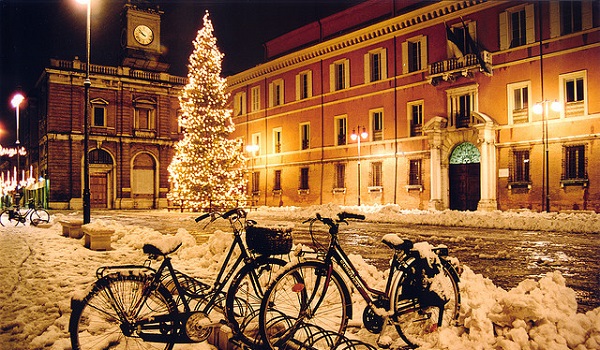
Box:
[382,234,413,251]
[143,236,183,256]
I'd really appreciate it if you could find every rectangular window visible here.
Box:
[499,5,534,50]
[365,48,387,83]
[408,101,423,137]
[93,105,106,127]
[402,36,427,74]
[560,71,587,117]
[273,170,282,191]
[251,86,260,112]
[300,123,310,150]
[335,163,346,189]
[270,79,284,107]
[564,145,586,180]
[447,85,477,128]
[409,159,422,186]
[251,171,260,195]
[135,107,155,130]
[371,52,381,82]
[509,83,529,124]
[273,128,282,153]
[371,110,383,141]
[330,59,349,91]
[371,162,383,187]
[299,167,309,190]
[234,92,246,116]
[250,133,261,156]
[297,71,312,100]
[561,1,582,35]
[513,150,530,182]
[335,117,347,146]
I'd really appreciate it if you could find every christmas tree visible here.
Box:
[168,12,247,211]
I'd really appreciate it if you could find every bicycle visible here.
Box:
[259,212,461,349]
[0,200,50,226]
[69,207,293,350]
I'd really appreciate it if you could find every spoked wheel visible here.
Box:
[30,209,50,226]
[260,260,351,350]
[225,256,286,348]
[70,273,177,350]
[0,209,20,227]
[392,260,460,348]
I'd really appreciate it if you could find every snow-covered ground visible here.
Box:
[0,205,598,349]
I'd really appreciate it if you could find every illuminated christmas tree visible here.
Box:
[168,12,246,211]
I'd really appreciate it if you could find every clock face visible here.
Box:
[134,25,154,45]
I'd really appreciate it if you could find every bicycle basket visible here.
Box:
[246,224,293,255]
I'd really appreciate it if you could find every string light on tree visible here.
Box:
[167,12,247,211]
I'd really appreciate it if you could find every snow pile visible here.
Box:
[0,207,598,350]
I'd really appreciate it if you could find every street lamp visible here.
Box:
[77,0,91,223]
[11,93,24,206]
[533,100,561,212]
[350,126,368,206]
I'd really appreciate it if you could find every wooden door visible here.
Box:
[449,163,480,211]
[90,174,107,208]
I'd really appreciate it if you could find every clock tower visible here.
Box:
[121,0,169,72]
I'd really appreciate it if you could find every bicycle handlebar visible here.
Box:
[195,207,247,223]
[304,211,365,227]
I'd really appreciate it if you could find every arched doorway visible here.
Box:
[449,142,480,211]
[89,149,114,209]
[132,153,157,209]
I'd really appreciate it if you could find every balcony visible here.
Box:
[427,51,492,85]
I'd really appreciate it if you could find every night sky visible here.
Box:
[0,0,363,144]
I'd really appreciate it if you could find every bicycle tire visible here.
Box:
[225,256,287,348]
[0,209,18,226]
[259,260,352,350]
[392,258,460,348]
[70,273,177,350]
[30,208,50,226]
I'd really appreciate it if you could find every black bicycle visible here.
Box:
[69,207,292,350]
[259,212,461,349]
[0,200,50,227]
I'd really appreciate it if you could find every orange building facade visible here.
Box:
[227,0,600,212]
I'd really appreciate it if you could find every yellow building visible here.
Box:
[228,0,599,212]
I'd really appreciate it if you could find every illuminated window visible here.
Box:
[234,91,246,116]
[251,86,260,112]
[560,71,587,117]
[508,82,531,124]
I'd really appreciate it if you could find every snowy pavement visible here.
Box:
[0,205,599,349]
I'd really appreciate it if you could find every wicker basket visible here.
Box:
[246,225,293,255]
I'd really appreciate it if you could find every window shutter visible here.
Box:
[549,2,560,38]
[364,52,370,83]
[499,11,508,50]
[381,48,387,80]
[401,41,408,74]
[525,4,535,44]
[329,63,335,92]
[420,37,428,70]
[295,74,300,100]
[344,59,350,89]
[582,1,593,30]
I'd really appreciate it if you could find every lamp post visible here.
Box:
[350,126,368,206]
[11,93,24,205]
[77,0,91,223]
[533,100,561,212]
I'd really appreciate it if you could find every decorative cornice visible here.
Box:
[228,0,488,87]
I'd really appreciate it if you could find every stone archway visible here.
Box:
[449,142,480,211]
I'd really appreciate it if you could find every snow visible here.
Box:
[0,204,598,349]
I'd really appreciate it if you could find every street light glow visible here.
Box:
[11,93,24,108]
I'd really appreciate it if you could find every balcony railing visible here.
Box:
[427,51,492,84]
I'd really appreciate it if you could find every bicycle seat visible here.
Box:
[382,234,413,252]
[143,240,182,257]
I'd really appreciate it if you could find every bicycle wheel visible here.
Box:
[30,208,50,226]
[0,209,18,226]
[392,259,460,348]
[260,260,351,350]
[70,273,177,350]
[225,256,287,348]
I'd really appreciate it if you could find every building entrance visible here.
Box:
[449,142,480,211]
